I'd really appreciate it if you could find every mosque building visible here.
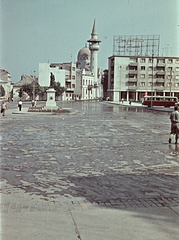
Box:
[38,20,103,101]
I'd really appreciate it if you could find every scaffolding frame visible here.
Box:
[113,35,160,56]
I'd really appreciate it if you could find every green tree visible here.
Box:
[21,83,42,99]
[18,88,23,98]
[54,82,66,98]
[101,69,108,97]
[0,85,5,97]
[21,84,33,97]
[38,86,48,99]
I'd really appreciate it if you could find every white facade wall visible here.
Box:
[0,81,12,99]
[39,63,50,86]
[113,58,129,102]
[81,74,95,100]
[39,63,66,88]
[0,70,12,99]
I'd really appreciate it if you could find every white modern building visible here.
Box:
[38,20,102,101]
[0,69,12,100]
[108,55,179,102]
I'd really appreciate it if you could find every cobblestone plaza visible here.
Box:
[0,101,179,239]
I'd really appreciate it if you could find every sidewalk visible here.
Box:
[106,100,173,112]
[1,182,179,240]
[1,202,179,240]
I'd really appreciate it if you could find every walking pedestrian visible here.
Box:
[32,99,35,107]
[1,101,7,116]
[18,99,22,111]
[169,105,179,143]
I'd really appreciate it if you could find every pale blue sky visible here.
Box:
[1,0,179,83]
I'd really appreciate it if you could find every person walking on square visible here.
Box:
[1,101,7,116]
[169,105,179,143]
[32,99,35,107]
[18,99,22,111]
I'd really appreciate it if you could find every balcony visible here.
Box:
[66,79,72,82]
[128,78,138,83]
[155,86,164,91]
[156,71,165,75]
[128,85,137,90]
[157,62,165,67]
[129,70,138,74]
[156,78,165,83]
[129,62,138,66]
[66,88,75,91]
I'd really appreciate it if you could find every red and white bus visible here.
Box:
[142,96,178,107]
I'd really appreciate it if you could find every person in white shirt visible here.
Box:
[18,100,22,111]
[1,101,7,116]
[169,105,179,144]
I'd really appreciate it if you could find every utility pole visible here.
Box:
[151,54,154,107]
[33,71,36,100]
[170,70,173,97]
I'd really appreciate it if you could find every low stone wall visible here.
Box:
[28,107,70,113]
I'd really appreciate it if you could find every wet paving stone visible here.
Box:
[0,101,179,209]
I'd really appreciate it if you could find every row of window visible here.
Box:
[66,84,75,88]
[128,82,179,87]
[83,79,93,85]
[130,66,177,71]
[66,75,76,79]
[130,58,179,64]
[129,75,179,79]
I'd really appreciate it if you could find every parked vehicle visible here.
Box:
[142,96,178,107]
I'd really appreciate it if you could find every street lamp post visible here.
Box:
[32,71,36,100]
[170,70,173,97]
[151,54,154,107]
[119,66,122,101]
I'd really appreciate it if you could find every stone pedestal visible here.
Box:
[43,88,59,110]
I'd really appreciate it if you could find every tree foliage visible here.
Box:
[101,69,108,96]
[0,85,5,97]
[21,83,42,98]
[19,77,66,100]
[18,88,23,98]
[54,82,66,97]
[49,74,66,97]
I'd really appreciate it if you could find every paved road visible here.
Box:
[0,101,179,240]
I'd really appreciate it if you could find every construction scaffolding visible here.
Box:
[113,35,160,56]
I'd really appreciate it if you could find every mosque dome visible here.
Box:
[77,46,90,61]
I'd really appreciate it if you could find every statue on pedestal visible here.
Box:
[50,72,55,88]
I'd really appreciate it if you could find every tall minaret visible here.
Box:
[87,20,101,82]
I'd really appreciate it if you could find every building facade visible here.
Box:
[108,55,179,102]
[38,20,102,101]
[13,75,38,101]
[0,69,12,100]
